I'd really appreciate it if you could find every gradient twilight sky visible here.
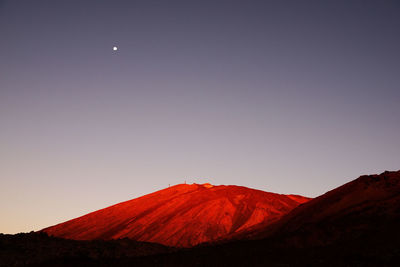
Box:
[1,0,399,234]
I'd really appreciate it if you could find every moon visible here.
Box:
[113,46,118,51]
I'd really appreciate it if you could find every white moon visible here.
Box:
[113,46,118,51]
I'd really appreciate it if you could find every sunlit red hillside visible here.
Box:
[42,183,310,247]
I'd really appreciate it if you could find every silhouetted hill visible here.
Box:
[0,231,174,267]
[250,170,400,247]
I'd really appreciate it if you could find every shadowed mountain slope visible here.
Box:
[42,183,309,247]
[245,170,400,248]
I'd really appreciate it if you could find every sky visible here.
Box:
[1,0,399,234]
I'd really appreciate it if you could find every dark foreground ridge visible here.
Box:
[0,231,175,266]
[2,170,400,266]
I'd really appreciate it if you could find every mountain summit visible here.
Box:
[42,183,310,247]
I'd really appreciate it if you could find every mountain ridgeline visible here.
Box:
[4,171,399,266]
[42,183,310,247]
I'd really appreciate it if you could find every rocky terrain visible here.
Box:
[42,183,309,247]
[2,171,400,266]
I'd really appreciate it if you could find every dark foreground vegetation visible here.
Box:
[1,229,399,266]
[0,232,175,266]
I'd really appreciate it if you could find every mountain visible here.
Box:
[133,170,400,266]
[249,170,400,247]
[4,171,400,266]
[42,183,310,247]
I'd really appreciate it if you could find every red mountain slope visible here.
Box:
[248,170,400,246]
[42,183,310,247]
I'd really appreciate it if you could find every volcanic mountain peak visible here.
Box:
[201,183,214,188]
[42,183,310,247]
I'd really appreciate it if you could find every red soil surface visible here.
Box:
[246,170,400,246]
[42,183,310,247]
